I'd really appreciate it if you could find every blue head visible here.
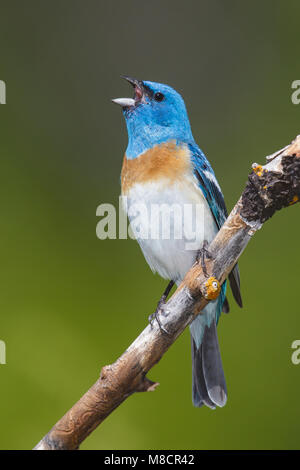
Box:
[113,77,195,159]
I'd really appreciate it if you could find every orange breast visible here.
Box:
[121,141,192,195]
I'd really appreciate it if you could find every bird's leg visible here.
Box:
[156,279,175,311]
[148,280,175,335]
[197,240,213,278]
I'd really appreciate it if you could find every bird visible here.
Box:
[113,76,242,409]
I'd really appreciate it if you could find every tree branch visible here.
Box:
[34,135,300,450]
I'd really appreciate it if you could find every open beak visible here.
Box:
[112,75,145,108]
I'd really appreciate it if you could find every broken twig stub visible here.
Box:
[241,136,300,223]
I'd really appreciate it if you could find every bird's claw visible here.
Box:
[148,309,170,335]
[197,240,213,278]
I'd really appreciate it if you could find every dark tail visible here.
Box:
[191,319,227,409]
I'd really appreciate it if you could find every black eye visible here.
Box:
[154,92,164,102]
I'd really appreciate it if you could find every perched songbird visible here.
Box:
[113,77,242,409]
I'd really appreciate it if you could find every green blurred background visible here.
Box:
[0,0,299,450]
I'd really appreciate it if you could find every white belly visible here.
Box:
[124,178,218,284]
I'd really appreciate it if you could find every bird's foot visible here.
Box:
[148,280,174,335]
[197,240,213,278]
[148,304,170,335]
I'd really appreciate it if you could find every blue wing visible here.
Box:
[188,143,243,312]
[189,143,227,229]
